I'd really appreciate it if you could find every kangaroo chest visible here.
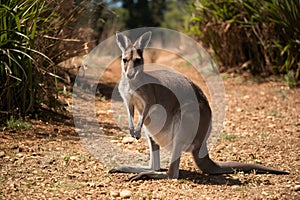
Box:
[118,78,134,100]
[118,77,148,111]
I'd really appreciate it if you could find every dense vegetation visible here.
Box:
[0,0,189,118]
[99,0,189,38]
[1,0,299,119]
[0,0,52,116]
[0,0,105,117]
[187,0,300,87]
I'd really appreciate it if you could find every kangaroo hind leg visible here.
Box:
[128,139,182,181]
[109,136,162,178]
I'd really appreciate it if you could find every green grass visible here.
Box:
[138,192,154,200]
[58,87,73,96]
[179,61,192,69]
[112,132,127,140]
[219,134,239,141]
[277,89,287,100]
[25,181,37,188]
[6,116,31,130]
[221,73,231,80]
[0,0,89,116]
[268,110,284,118]
[187,0,300,85]
[253,132,269,138]
[63,156,71,161]
[284,70,297,88]
[0,0,54,115]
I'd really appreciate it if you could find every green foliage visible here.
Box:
[107,0,189,32]
[284,70,297,88]
[161,0,190,31]
[0,0,103,117]
[0,0,53,116]
[6,116,31,130]
[63,155,71,161]
[121,0,165,28]
[268,110,284,118]
[187,0,300,85]
[219,134,239,141]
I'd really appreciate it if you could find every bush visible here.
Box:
[6,116,31,130]
[0,0,53,116]
[0,0,106,117]
[187,0,300,85]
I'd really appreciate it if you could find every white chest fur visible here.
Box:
[118,76,135,102]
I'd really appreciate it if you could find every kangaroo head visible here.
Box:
[116,31,152,79]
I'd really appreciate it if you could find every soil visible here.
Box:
[0,52,299,199]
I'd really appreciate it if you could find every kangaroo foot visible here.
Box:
[129,171,169,181]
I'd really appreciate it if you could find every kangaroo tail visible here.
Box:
[215,160,289,174]
[192,153,289,175]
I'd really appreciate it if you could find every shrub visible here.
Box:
[6,116,31,130]
[0,0,53,115]
[0,0,106,117]
[187,0,300,85]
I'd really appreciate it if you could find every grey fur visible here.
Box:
[110,31,289,180]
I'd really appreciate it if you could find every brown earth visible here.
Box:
[0,52,299,199]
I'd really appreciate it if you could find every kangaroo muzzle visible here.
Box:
[126,68,136,79]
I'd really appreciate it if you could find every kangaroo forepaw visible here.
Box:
[134,128,141,140]
[129,128,136,138]
[129,127,141,140]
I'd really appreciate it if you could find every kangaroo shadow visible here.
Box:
[178,169,243,186]
[127,168,243,185]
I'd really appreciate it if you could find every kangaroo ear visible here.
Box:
[133,31,152,50]
[116,32,132,53]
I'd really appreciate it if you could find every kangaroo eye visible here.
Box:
[122,58,128,63]
[135,58,142,64]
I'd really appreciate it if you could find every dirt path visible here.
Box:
[1,75,299,199]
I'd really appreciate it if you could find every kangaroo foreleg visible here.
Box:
[134,104,150,139]
[124,102,136,138]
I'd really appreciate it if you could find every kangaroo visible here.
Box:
[110,31,289,180]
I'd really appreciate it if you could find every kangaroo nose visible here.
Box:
[126,69,136,79]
